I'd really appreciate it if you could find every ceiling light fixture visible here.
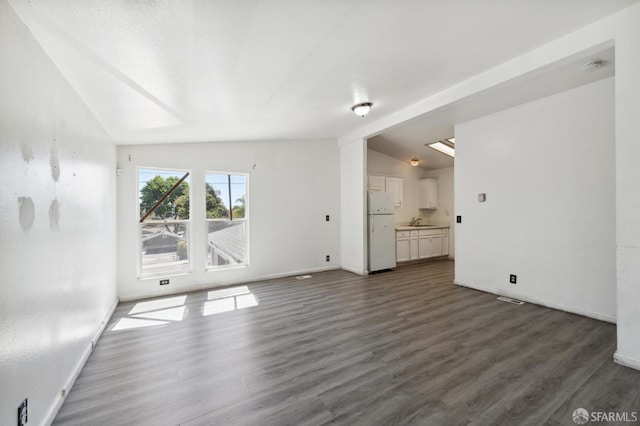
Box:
[427,139,455,158]
[582,60,603,72]
[351,102,373,117]
[410,158,420,167]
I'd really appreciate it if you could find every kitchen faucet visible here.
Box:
[409,217,422,226]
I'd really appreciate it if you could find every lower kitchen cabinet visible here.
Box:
[396,227,449,262]
[396,236,410,262]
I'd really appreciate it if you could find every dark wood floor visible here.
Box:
[54,260,640,425]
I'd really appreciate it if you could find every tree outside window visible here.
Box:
[138,168,191,277]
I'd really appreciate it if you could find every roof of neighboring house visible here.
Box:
[142,230,181,243]
[208,223,245,264]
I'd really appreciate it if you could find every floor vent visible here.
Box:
[296,275,313,280]
[497,296,525,305]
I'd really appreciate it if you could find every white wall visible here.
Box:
[423,167,455,259]
[117,139,340,300]
[366,148,429,224]
[612,3,640,372]
[0,1,118,424]
[340,139,367,275]
[455,77,615,321]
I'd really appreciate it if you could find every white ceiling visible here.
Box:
[369,46,615,170]
[9,0,638,145]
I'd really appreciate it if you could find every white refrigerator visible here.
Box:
[368,191,397,272]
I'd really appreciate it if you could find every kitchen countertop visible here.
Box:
[396,224,450,231]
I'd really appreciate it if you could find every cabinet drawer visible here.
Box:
[418,229,441,236]
[396,230,411,238]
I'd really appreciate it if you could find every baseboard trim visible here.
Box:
[43,297,119,425]
[119,266,342,302]
[341,265,367,276]
[453,280,616,324]
[614,352,640,371]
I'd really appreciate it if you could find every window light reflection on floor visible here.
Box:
[128,295,187,315]
[112,295,187,331]
[203,286,259,316]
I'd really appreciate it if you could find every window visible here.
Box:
[205,172,248,269]
[138,168,191,277]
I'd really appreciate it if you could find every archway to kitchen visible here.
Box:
[360,44,617,329]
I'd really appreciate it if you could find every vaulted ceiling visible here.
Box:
[9,0,638,146]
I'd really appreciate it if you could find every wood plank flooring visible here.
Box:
[53,260,640,425]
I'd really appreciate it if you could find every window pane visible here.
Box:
[205,173,230,219]
[139,169,190,220]
[230,175,246,219]
[141,222,189,276]
[207,221,246,267]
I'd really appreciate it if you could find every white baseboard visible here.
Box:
[341,265,367,276]
[119,266,342,302]
[43,297,119,426]
[614,352,640,371]
[453,280,616,324]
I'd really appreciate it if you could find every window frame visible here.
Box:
[137,166,193,279]
[204,170,249,271]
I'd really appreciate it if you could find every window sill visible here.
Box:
[205,264,248,273]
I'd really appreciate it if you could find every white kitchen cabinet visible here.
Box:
[368,174,403,208]
[430,235,442,257]
[396,230,418,261]
[367,174,386,192]
[418,178,438,209]
[410,234,419,260]
[442,233,449,256]
[396,236,410,262]
[396,227,450,262]
[418,236,430,259]
[385,177,403,208]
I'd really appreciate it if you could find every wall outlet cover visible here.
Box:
[456,216,462,223]
[510,274,517,284]
[159,279,170,286]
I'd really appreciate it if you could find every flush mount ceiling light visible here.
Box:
[582,60,603,72]
[351,102,373,117]
[410,158,420,167]
[426,138,455,158]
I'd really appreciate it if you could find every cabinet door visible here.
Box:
[418,236,430,259]
[409,237,419,260]
[430,235,442,257]
[385,177,403,208]
[418,179,438,209]
[396,237,410,262]
[368,175,386,191]
[442,234,449,256]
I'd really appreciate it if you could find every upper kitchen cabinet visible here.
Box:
[418,178,438,209]
[368,174,403,208]
[367,174,386,192]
